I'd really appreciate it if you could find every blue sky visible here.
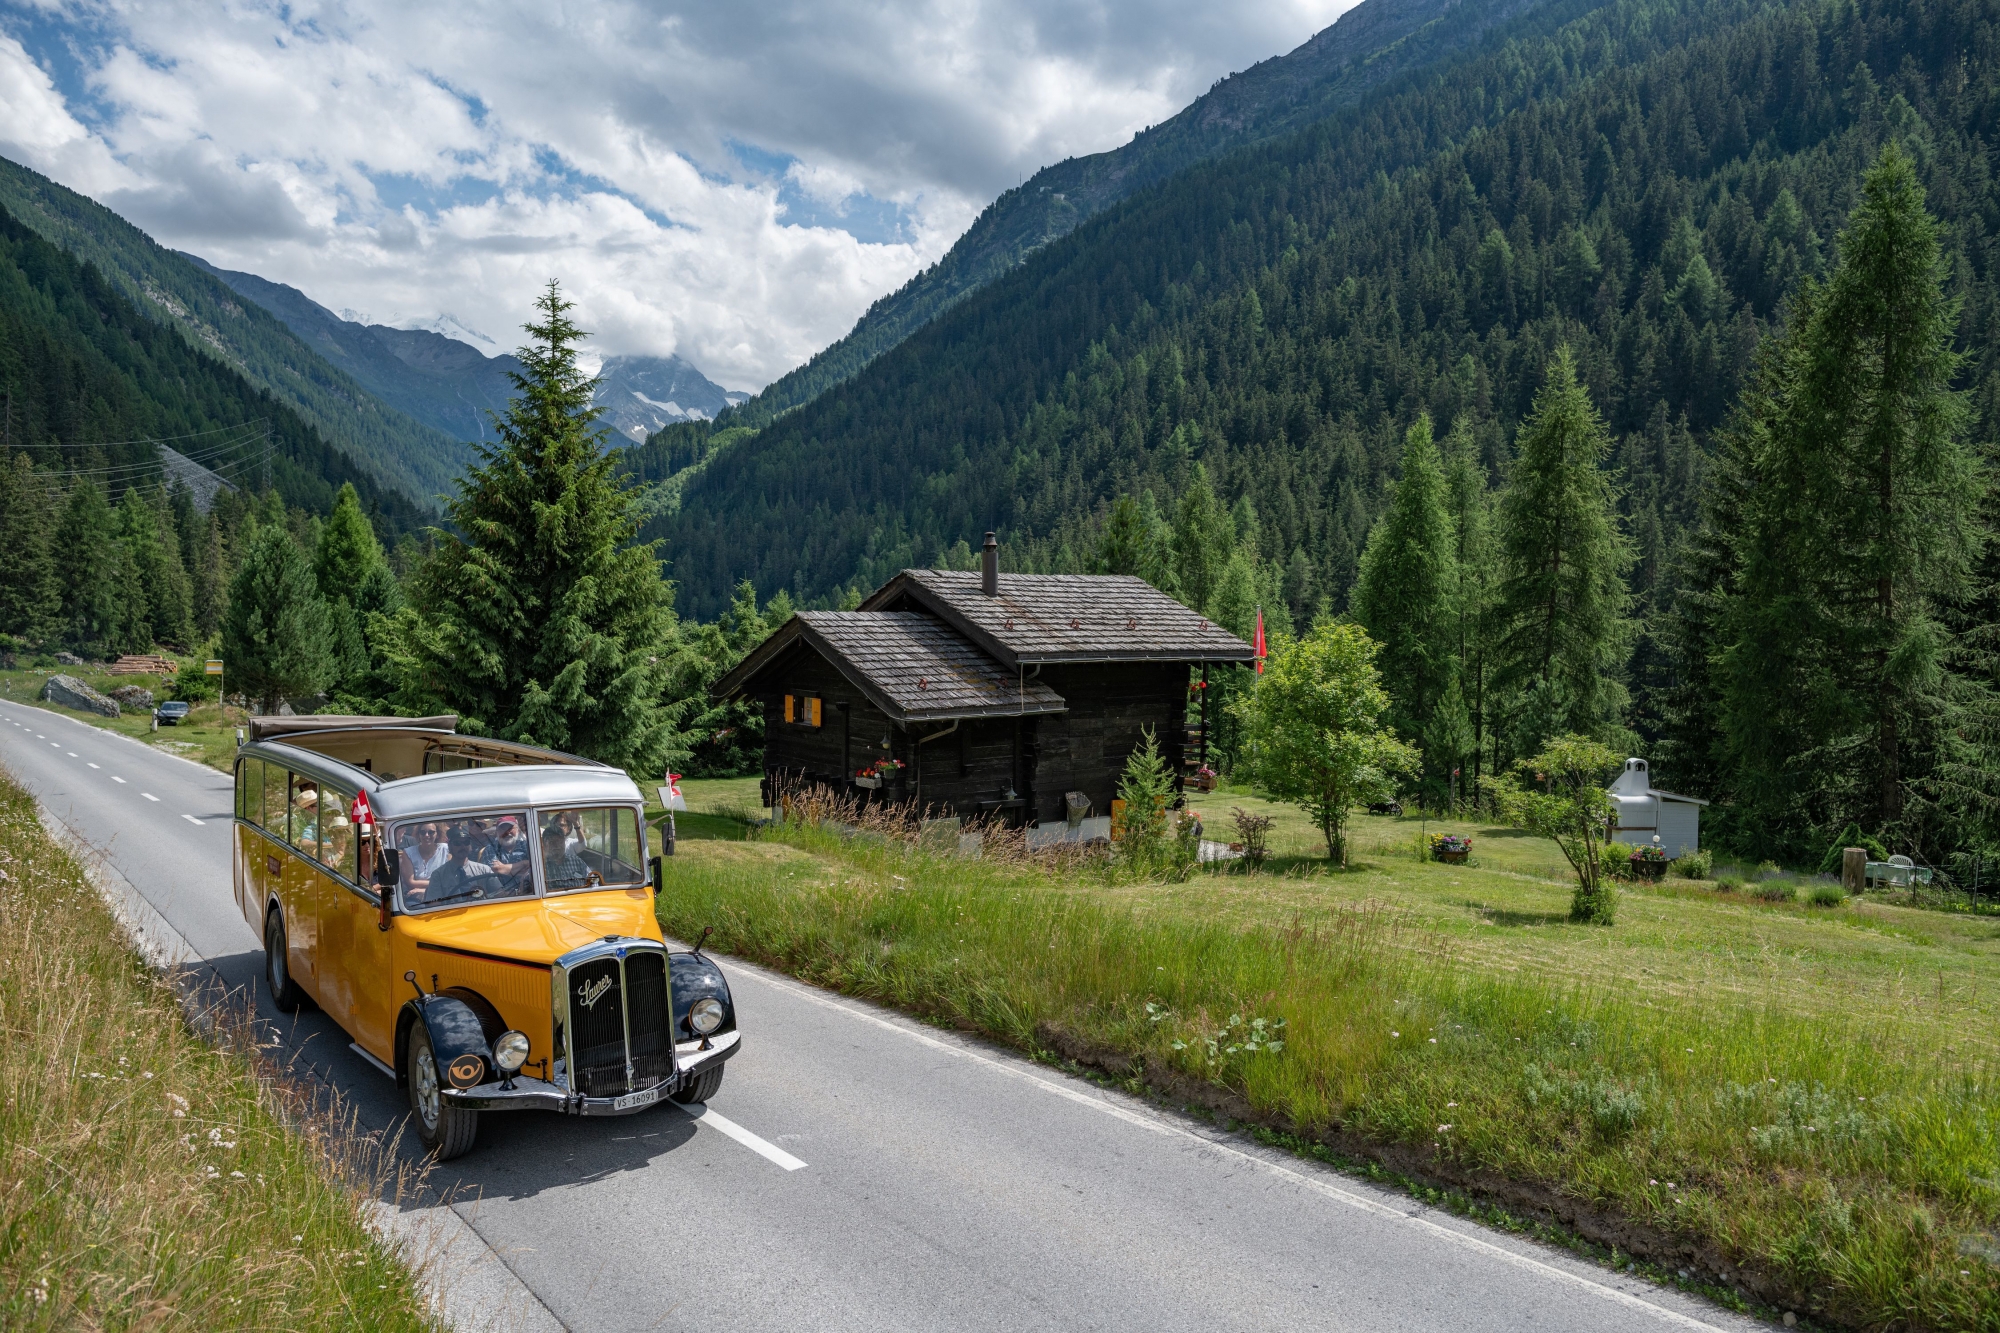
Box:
[0,0,1351,389]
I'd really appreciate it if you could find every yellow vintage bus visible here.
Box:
[232,715,738,1159]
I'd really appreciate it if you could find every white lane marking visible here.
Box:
[181,814,205,826]
[67,752,77,757]
[111,776,126,784]
[672,1101,806,1172]
[737,967,1732,1331]
[142,793,159,802]
[50,742,59,748]
[87,763,99,769]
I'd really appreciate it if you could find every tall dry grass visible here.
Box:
[662,812,2000,1331]
[0,770,434,1331]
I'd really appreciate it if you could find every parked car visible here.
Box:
[232,715,738,1160]
[155,700,192,725]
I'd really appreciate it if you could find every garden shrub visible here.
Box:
[1671,848,1713,879]
[1753,880,1796,903]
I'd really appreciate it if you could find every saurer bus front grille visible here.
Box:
[567,957,629,1097]
[554,941,675,1099]
[624,951,673,1088]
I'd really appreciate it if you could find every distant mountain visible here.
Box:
[186,259,738,453]
[0,201,423,535]
[592,356,745,443]
[0,155,462,507]
[717,0,1542,430]
[185,258,517,458]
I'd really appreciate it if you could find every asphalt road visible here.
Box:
[0,698,1770,1333]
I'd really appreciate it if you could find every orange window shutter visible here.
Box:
[784,694,795,723]
[808,697,822,727]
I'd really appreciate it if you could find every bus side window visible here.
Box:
[290,775,321,859]
[262,766,288,835]
[238,758,262,824]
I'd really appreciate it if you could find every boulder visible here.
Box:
[43,674,119,718]
[109,685,156,710]
[55,652,86,667]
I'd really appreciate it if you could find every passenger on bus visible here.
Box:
[541,823,591,890]
[412,824,496,904]
[400,823,449,886]
[488,818,533,888]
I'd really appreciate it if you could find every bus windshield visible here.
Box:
[536,807,646,893]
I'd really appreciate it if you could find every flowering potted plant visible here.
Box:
[1430,833,1472,864]
[1628,840,1668,880]
[853,758,904,790]
[1192,764,1218,793]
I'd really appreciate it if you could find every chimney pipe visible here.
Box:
[981,531,999,597]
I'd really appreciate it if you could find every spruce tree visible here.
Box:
[1712,146,1984,846]
[1099,494,1170,586]
[53,480,123,659]
[1441,417,1497,790]
[223,523,335,712]
[1492,348,1635,757]
[316,483,386,694]
[403,283,678,771]
[0,455,56,643]
[118,487,192,649]
[1170,465,1230,616]
[1352,414,1459,768]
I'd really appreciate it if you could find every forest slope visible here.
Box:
[655,0,2000,624]
[712,0,1554,429]
[0,204,423,535]
[0,157,461,506]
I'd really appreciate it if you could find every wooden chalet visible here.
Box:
[711,535,1256,827]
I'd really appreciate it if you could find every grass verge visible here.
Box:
[0,764,434,1330]
[658,785,2000,1332]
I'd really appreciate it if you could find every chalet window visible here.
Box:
[783,694,822,727]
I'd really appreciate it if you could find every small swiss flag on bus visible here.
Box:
[349,789,374,836]
[1253,607,1267,674]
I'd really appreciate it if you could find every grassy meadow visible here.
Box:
[658,776,2000,1331]
[0,766,433,1331]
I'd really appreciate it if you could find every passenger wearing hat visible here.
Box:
[488,816,533,890]
[414,821,497,905]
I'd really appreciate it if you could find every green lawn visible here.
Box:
[657,778,2000,1330]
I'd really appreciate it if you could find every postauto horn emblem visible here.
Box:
[447,1054,485,1088]
[578,975,614,1011]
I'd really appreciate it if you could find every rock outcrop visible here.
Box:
[108,685,156,710]
[54,651,86,666]
[43,674,120,717]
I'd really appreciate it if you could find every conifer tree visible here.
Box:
[223,524,335,713]
[1712,146,1985,846]
[53,479,122,659]
[401,283,678,771]
[190,514,228,641]
[1492,348,1635,757]
[1098,493,1171,586]
[1441,418,1496,788]
[1352,414,1459,766]
[316,483,386,694]
[0,455,56,643]
[118,487,191,649]
[1170,465,1230,616]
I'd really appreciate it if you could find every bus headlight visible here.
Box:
[689,998,725,1036]
[492,1030,530,1073]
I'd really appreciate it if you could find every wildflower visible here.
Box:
[1446,1102,1457,1108]
[1429,1038,1437,1044]
[230,1171,245,1179]
[1391,1031,1400,1038]
[1437,1124,1452,1132]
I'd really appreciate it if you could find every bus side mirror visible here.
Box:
[375,848,400,932]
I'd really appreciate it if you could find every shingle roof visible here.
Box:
[859,570,1256,666]
[710,612,1068,723]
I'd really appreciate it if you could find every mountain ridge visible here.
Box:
[0,155,462,507]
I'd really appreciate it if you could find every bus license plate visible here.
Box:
[615,1086,661,1111]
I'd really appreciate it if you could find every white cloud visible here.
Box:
[1,0,1353,389]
